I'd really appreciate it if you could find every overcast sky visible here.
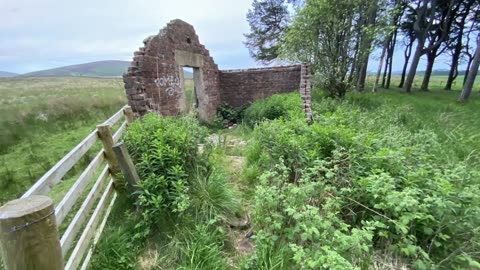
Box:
[0,0,463,74]
[0,0,258,73]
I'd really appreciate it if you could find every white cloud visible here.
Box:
[0,0,256,73]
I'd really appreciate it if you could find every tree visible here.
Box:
[403,0,456,93]
[462,8,480,86]
[356,1,379,91]
[383,1,406,89]
[373,0,407,91]
[244,0,290,64]
[420,0,461,91]
[459,32,480,102]
[398,6,416,88]
[444,0,475,90]
[280,0,363,98]
[384,24,399,89]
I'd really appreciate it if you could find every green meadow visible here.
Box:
[0,77,126,203]
[0,75,479,269]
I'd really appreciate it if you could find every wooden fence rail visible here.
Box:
[0,105,136,270]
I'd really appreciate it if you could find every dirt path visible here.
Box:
[207,131,256,259]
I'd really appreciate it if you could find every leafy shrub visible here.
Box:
[243,92,303,126]
[242,162,374,269]
[123,114,208,236]
[245,97,480,268]
[123,113,240,239]
[216,102,246,126]
[311,73,350,99]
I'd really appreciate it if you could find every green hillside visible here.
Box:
[0,71,18,77]
[20,60,130,77]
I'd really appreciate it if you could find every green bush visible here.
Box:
[244,97,480,268]
[242,162,374,270]
[116,113,242,269]
[216,102,246,126]
[124,114,208,237]
[243,92,303,126]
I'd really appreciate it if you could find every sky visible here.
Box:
[0,0,465,74]
[0,0,257,74]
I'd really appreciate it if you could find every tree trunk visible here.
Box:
[373,41,388,92]
[381,54,389,88]
[463,56,474,86]
[357,63,368,92]
[356,3,378,91]
[386,29,398,89]
[445,48,461,90]
[421,48,438,91]
[445,0,471,90]
[404,37,426,92]
[399,41,413,88]
[459,34,480,102]
[349,38,360,83]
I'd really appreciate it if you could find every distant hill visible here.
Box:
[183,68,193,79]
[0,71,18,77]
[20,60,131,77]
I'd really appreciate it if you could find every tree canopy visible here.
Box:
[244,0,480,100]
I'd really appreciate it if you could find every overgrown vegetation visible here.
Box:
[2,74,478,269]
[89,88,479,269]
[0,77,126,203]
[243,91,480,268]
[90,114,241,269]
[245,0,480,100]
[215,102,246,127]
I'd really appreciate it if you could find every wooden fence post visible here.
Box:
[96,125,123,190]
[113,142,140,195]
[123,106,134,124]
[0,195,64,270]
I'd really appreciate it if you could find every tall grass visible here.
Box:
[240,88,480,268]
[89,114,241,269]
[0,77,126,203]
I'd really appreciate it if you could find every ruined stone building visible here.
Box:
[123,19,311,122]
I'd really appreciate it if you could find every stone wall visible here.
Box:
[124,19,311,122]
[123,19,221,121]
[218,65,302,108]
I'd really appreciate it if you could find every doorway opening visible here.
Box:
[182,66,198,115]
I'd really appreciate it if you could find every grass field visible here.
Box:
[366,74,480,92]
[1,73,479,268]
[0,77,126,203]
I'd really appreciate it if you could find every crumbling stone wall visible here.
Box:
[300,64,312,122]
[124,19,311,122]
[123,19,221,121]
[219,65,302,108]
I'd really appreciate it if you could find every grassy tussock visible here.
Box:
[0,77,126,203]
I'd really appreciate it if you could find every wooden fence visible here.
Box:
[0,105,135,270]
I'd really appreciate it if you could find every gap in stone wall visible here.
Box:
[182,66,197,115]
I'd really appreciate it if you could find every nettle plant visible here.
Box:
[123,113,208,237]
[243,161,374,270]
[245,99,480,268]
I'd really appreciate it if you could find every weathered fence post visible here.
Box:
[123,106,134,124]
[113,142,139,195]
[0,195,64,270]
[97,125,122,190]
